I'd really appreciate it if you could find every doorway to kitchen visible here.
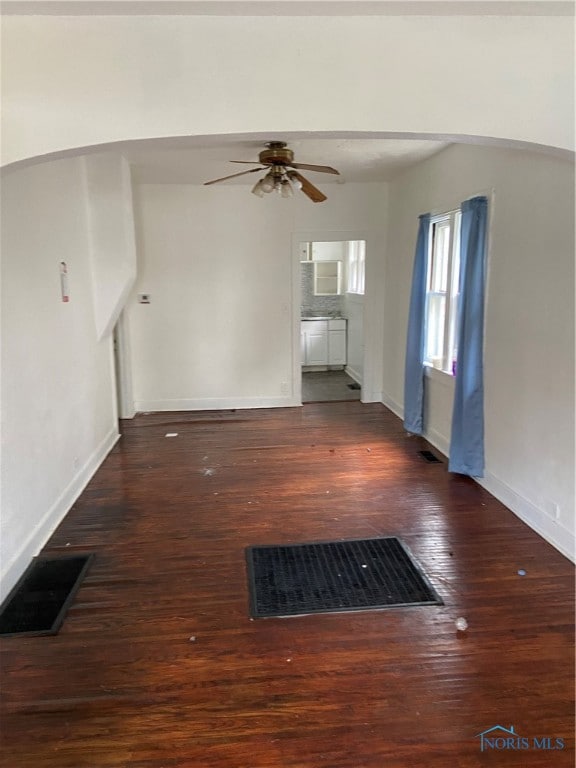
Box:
[298,239,365,403]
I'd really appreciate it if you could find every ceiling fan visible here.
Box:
[203,142,340,203]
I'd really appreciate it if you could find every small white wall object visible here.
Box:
[59,261,69,302]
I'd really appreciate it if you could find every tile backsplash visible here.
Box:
[300,263,343,316]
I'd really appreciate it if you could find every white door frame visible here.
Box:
[113,310,136,419]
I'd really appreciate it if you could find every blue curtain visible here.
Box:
[403,213,431,434]
[449,196,488,477]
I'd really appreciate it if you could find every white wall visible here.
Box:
[382,144,575,560]
[0,158,120,598]
[127,182,386,411]
[128,185,295,410]
[1,13,573,168]
[84,154,137,340]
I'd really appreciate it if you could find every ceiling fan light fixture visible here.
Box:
[251,179,266,197]
[287,172,303,191]
[204,143,336,203]
[260,174,275,193]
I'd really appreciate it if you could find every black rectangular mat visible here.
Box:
[246,537,442,618]
[0,554,93,637]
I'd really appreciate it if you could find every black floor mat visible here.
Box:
[0,555,93,637]
[246,537,442,618]
[347,382,361,390]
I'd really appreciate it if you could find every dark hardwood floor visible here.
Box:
[1,402,573,767]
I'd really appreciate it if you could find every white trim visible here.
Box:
[292,235,303,406]
[361,389,383,404]
[423,419,574,563]
[113,311,136,419]
[379,393,574,562]
[302,365,346,372]
[345,364,362,385]
[477,471,575,563]
[0,426,120,601]
[424,364,456,388]
[423,425,450,458]
[381,391,404,419]
[109,336,119,426]
[134,396,299,412]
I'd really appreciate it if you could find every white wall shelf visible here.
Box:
[313,261,341,296]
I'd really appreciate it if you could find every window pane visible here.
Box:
[425,294,446,366]
[346,240,366,294]
[425,211,462,373]
[429,221,450,293]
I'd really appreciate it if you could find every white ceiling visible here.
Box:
[3,0,572,16]
[125,136,450,185]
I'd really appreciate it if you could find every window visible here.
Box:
[424,210,461,374]
[346,240,366,294]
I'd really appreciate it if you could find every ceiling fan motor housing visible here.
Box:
[259,142,294,166]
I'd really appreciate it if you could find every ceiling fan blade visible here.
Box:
[229,160,263,164]
[290,162,340,175]
[204,167,265,185]
[290,171,327,203]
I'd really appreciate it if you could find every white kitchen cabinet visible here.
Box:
[301,319,347,367]
[328,319,347,365]
[299,241,347,262]
[301,320,329,364]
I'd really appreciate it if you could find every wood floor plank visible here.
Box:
[1,402,573,767]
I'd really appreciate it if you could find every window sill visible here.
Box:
[424,365,456,388]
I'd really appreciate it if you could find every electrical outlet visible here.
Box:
[138,294,151,304]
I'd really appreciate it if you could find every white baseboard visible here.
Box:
[380,393,574,563]
[423,426,450,459]
[423,428,574,562]
[361,389,383,404]
[345,365,362,385]
[302,366,346,373]
[134,396,298,412]
[0,426,120,601]
[423,426,574,562]
[381,391,404,419]
[477,471,575,563]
